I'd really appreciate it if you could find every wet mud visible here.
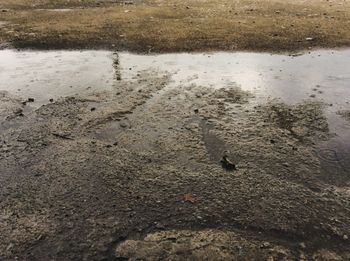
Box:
[0,49,350,260]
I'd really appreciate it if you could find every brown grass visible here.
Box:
[0,0,350,52]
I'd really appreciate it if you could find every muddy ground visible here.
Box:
[0,0,350,52]
[1,0,350,260]
[0,70,350,260]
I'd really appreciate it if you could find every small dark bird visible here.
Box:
[220,155,236,171]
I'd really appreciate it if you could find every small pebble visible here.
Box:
[260,242,270,249]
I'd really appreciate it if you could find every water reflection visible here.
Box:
[117,50,350,111]
[0,50,115,105]
[1,49,349,110]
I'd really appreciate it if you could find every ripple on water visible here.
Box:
[317,148,343,163]
[316,135,350,186]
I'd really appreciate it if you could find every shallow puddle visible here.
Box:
[120,50,350,107]
[0,48,349,180]
[0,50,116,104]
[1,49,350,107]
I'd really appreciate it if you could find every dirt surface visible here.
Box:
[0,0,350,52]
[1,0,350,260]
[0,69,350,260]
[115,230,345,261]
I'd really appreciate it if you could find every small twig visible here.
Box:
[52,133,74,140]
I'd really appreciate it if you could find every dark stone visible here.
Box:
[220,156,236,171]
